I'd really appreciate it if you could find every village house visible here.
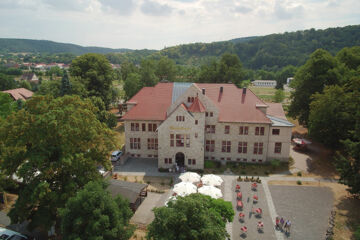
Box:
[252,80,277,88]
[20,72,39,84]
[122,82,293,170]
[2,88,34,101]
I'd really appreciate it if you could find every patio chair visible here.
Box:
[238,212,245,222]
[251,182,258,191]
[240,226,248,237]
[237,200,243,210]
[237,191,242,200]
[253,194,258,203]
[235,184,241,192]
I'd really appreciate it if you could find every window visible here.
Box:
[176,116,185,122]
[175,134,190,147]
[205,112,209,117]
[221,141,231,153]
[275,142,282,153]
[227,157,231,161]
[239,126,248,135]
[147,138,158,150]
[243,158,247,162]
[169,158,172,164]
[186,134,190,148]
[148,123,157,132]
[210,112,213,117]
[253,142,263,154]
[142,123,146,131]
[211,157,215,160]
[195,133,198,138]
[170,134,174,147]
[206,140,215,152]
[188,97,194,103]
[131,123,139,131]
[195,120,198,125]
[205,156,209,160]
[188,159,192,165]
[130,138,140,149]
[192,159,196,165]
[272,129,280,135]
[225,125,230,134]
[148,154,152,158]
[205,125,216,134]
[236,158,241,161]
[165,158,168,164]
[238,142,247,153]
[255,127,265,136]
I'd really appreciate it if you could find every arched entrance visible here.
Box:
[175,152,185,167]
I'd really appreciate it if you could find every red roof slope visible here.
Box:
[188,97,205,113]
[2,88,34,101]
[122,83,174,121]
[195,83,271,123]
[265,103,287,120]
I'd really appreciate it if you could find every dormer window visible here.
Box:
[188,97,194,103]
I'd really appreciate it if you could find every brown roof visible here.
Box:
[122,83,272,123]
[265,102,287,120]
[107,179,147,203]
[2,88,34,101]
[21,72,36,81]
[188,97,206,113]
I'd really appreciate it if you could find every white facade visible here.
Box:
[253,80,277,88]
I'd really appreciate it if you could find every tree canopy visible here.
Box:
[59,180,134,240]
[0,95,116,231]
[70,53,114,108]
[0,92,16,119]
[147,193,234,240]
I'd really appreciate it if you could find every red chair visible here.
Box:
[257,221,264,232]
[240,226,248,237]
[251,182,258,191]
[237,200,243,210]
[238,212,245,222]
[255,208,262,217]
[253,194,258,203]
[235,184,240,191]
[237,192,242,200]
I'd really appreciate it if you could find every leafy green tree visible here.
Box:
[147,194,234,240]
[0,95,116,231]
[198,59,219,83]
[140,59,158,87]
[59,180,134,240]
[336,46,360,70]
[0,92,16,118]
[288,49,341,126]
[124,73,142,101]
[217,53,244,85]
[70,53,114,108]
[275,65,297,88]
[90,96,117,129]
[120,61,138,81]
[273,89,285,103]
[37,79,62,97]
[156,56,177,81]
[0,73,16,91]
[60,71,71,96]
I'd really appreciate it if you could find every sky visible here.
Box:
[0,0,359,50]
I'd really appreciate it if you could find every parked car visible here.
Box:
[0,227,28,240]
[111,150,122,162]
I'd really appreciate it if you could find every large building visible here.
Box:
[122,82,293,170]
[252,80,277,88]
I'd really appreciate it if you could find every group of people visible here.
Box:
[275,216,291,234]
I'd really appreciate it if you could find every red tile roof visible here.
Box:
[2,88,34,101]
[122,83,174,121]
[195,83,271,123]
[265,103,287,120]
[122,82,273,123]
[187,97,205,113]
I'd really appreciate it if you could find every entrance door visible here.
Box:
[175,152,185,167]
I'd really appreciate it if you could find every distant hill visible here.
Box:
[158,25,360,69]
[0,39,133,55]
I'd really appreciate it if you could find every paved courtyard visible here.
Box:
[269,185,334,240]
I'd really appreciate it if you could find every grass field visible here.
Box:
[249,86,291,103]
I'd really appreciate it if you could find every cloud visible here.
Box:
[42,0,93,11]
[234,6,253,14]
[140,0,174,16]
[100,0,136,15]
[0,0,40,10]
[274,1,304,20]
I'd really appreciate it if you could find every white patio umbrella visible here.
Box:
[179,172,201,183]
[165,196,177,206]
[173,182,197,197]
[198,185,223,199]
[201,174,224,187]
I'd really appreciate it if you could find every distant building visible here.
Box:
[286,77,294,85]
[252,80,277,88]
[20,72,39,84]
[2,88,34,101]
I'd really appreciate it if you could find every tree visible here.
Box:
[90,96,118,129]
[273,89,285,103]
[288,49,341,126]
[0,92,16,119]
[123,73,142,101]
[147,194,234,240]
[198,59,219,83]
[70,53,114,108]
[0,95,117,231]
[60,71,71,96]
[217,53,244,85]
[156,56,177,81]
[17,80,31,90]
[140,59,158,87]
[120,61,138,81]
[275,65,297,88]
[0,73,16,91]
[59,180,134,240]
[37,79,62,97]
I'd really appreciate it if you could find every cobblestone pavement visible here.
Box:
[230,180,277,240]
[269,185,334,240]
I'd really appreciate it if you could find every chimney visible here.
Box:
[202,88,205,95]
[220,86,223,93]
[242,87,247,95]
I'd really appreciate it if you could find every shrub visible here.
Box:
[264,170,270,176]
[158,168,168,172]
[354,225,360,240]
[241,170,246,175]
[297,171,302,177]
[297,180,302,185]
[237,176,242,181]
[270,159,281,169]
[288,157,295,166]
[204,160,215,169]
